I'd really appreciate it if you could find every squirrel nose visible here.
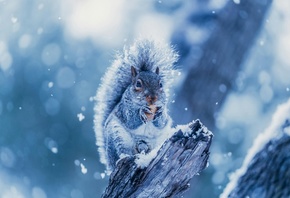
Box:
[146,95,158,105]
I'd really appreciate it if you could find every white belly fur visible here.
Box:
[130,123,161,148]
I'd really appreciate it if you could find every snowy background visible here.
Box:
[0,0,290,197]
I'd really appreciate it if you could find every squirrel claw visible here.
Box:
[156,106,163,113]
[136,140,151,154]
[154,106,163,119]
[140,111,148,123]
[143,107,152,114]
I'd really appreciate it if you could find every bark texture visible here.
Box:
[229,134,290,198]
[102,120,212,198]
[224,119,290,198]
[221,99,290,198]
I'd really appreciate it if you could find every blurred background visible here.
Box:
[0,0,290,197]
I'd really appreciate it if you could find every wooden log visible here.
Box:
[102,120,213,198]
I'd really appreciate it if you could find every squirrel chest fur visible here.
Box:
[94,39,178,173]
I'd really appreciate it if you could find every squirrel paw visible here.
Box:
[154,106,163,117]
[143,106,152,114]
[140,109,150,123]
[136,140,151,154]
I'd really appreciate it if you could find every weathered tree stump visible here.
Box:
[102,120,212,198]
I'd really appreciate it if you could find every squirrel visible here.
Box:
[94,39,179,173]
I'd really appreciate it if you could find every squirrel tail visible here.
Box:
[94,38,179,169]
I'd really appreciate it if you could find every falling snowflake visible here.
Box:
[77,113,85,121]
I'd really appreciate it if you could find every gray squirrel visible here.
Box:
[94,39,179,173]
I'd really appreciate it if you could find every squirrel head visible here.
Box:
[129,66,165,108]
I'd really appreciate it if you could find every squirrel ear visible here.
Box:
[155,67,160,75]
[131,66,137,78]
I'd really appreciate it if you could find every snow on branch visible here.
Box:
[221,99,290,198]
[102,120,213,198]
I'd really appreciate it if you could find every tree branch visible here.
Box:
[172,0,273,129]
[221,99,290,198]
[102,120,213,198]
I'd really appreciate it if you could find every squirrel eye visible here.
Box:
[135,79,142,90]
[159,81,163,89]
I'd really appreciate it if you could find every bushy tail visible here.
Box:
[94,38,179,169]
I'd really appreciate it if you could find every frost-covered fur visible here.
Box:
[94,39,178,173]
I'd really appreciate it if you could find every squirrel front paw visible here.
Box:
[154,106,163,119]
[140,107,153,122]
[135,140,151,154]
[141,106,162,122]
